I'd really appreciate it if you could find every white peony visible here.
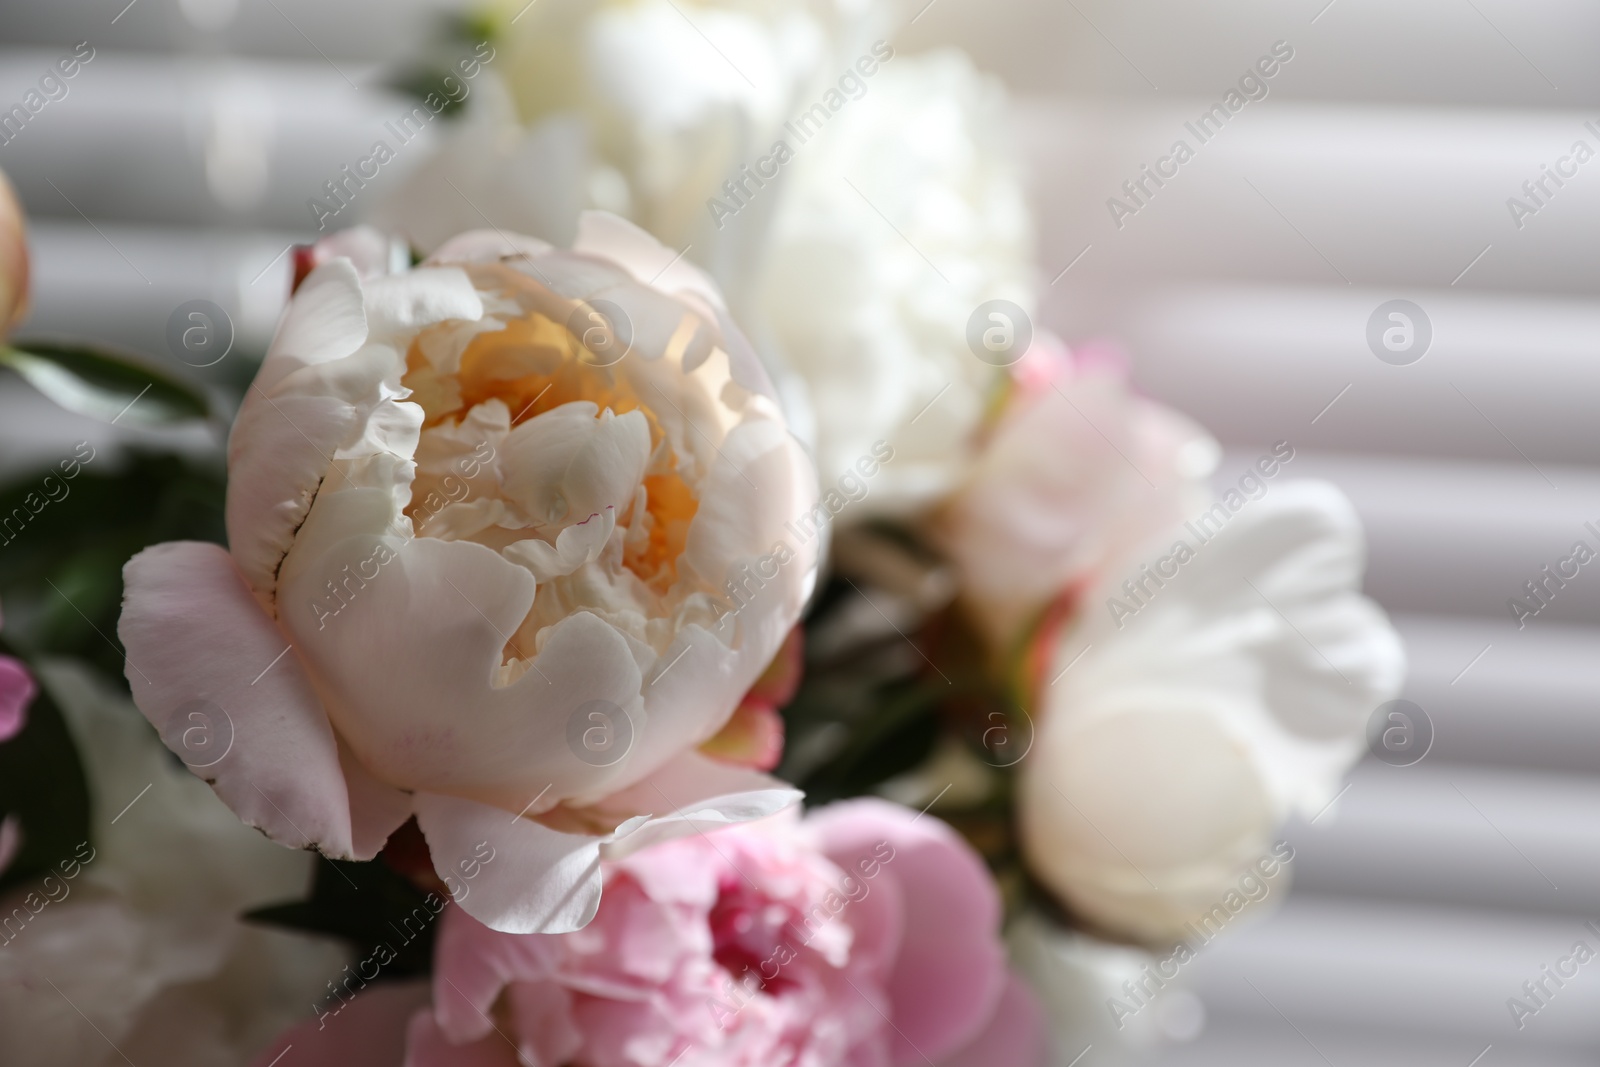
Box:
[376,0,866,314]
[0,663,342,1067]
[756,48,1034,512]
[1018,481,1404,943]
[118,214,818,936]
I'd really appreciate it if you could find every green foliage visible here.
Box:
[0,450,226,681]
[1,342,209,426]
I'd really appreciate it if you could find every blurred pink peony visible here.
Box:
[0,600,34,744]
[253,799,1045,1067]
[938,334,1217,650]
[0,655,32,745]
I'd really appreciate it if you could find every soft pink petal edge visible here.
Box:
[118,540,411,859]
[935,973,1049,1067]
[249,979,431,1067]
[807,798,1008,1066]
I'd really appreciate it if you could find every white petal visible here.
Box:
[499,403,650,529]
[502,507,616,582]
[415,792,603,934]
[277,533,647,810]
[362,267,484,342]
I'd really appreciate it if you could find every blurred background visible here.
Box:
[1,0,1596,1062]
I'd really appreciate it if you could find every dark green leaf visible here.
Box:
[0,450,226,679]
[1,341,209,426]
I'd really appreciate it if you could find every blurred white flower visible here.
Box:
[377,0,867,312]
[1007,909,1166,1065]
[0,664,342,1067]
[757,48,1034,512]
[1018,481,1404,943]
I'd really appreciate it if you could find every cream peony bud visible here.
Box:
[1018,481,1404,944]
[0,167,29,333]
[118,213,819,935]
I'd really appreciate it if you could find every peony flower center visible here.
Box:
[397,264,709,676]
[707,875,801,995]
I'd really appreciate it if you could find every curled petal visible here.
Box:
[415,792,607,935]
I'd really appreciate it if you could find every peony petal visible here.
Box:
[249,979,431,1067]
[431,906,563,1044]
[279,534,646,809]
[503,507,616,582]
[593,749,801,860]
[363,267,484,342]
[118,541,401,859]
[697,697,784,771]
[427,228,556,265]
[498,403,650,529]
[226,389,360,610]
[405,1009,520,1067]
[808,799,1006,1066]
[256,257,369,393]
[414,792,605,935]
[933,973,1048,1067]
[0,654,35,741]
[573,210,724,312]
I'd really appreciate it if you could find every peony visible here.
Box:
[939,338,1217,650]
[0,663,342,1067]
[1017,480,1404,943]
[756,49,1034,514]
[0,166,27,332]
[0,599,36,875]
[118,213,819,935]
[0,604,34,747]
[252,799,1046,1067]
[377,0,859,310]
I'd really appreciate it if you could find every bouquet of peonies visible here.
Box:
[0,3,1403,1065]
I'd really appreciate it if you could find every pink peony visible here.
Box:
[0,600,34,744]
[253,799,1045,1067]
[0,655,32,745]
[938,332,1218,649]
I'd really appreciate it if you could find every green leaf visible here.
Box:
[0,451,225,679]
[0,341,209,426]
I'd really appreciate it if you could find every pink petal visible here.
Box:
[0,654,36,742]
[118,541,410,859]
[414,792,605,935]
[431,905,562,1044]
[405,1006,521,1067]
[249,979,430,1067]
[697,698,784,771]
[808,799,1006,1066]
[934,974,1048,1067]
